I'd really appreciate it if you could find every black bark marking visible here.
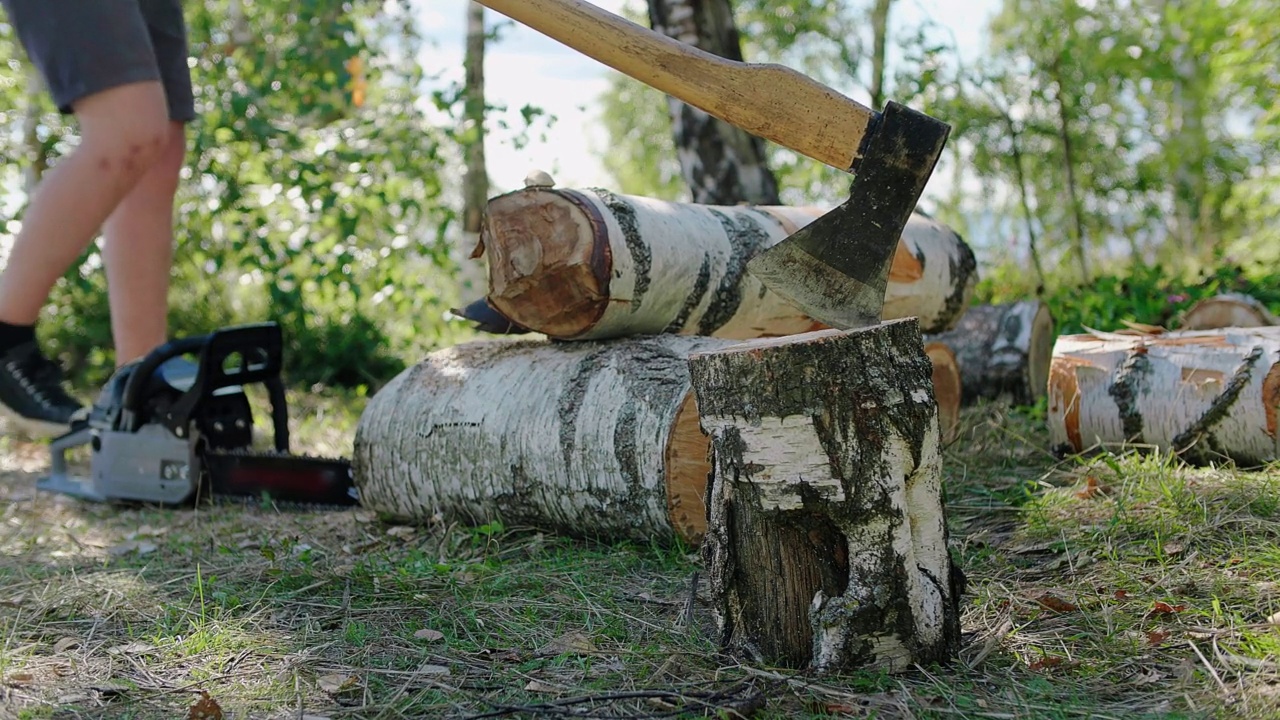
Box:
[613,400,642,499]
[698,210,772,335]
[938,230,978,333]
[557,347,613,472]
[588,188,650,312]
[1173,345,1263,463]
[1108,349,1150,443]
[665,252,713,334]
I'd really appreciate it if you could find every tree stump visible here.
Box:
[1047,327,1280,466]
[687,318,964,673]
[476,186,978,340]
[352,334,743,545]
[1179,292,1278,330]
[925,300,1054,407]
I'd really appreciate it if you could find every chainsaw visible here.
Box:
[36,322,359,509]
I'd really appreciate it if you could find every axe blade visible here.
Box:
[747,101,951,330]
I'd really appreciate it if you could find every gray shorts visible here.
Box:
[0,0,194,122]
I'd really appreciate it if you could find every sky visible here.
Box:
[413,0,1002,199]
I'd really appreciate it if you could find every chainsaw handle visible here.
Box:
[120,335,210,417]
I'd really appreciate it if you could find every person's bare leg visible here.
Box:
[0,81,171,326]
[102,119,186,367]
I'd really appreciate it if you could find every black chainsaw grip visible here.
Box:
[135,323,291,453]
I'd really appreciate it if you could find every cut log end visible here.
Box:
[481,190,610,339]
[664,391,712,546]
[924,341,961,443]
[1180,293,1279,331]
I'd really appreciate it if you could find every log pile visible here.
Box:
[355,173,983,674]
[1047,326,1280,466]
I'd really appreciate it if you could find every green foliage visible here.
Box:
[977,258,1280,338]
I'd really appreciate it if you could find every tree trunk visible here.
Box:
[925,301,1055,407]
[868,0,894,110]
[647,0,781,205]
[352,334,737,546]
[458,1,490,293]
[688,318,964,673]
[1047,327,1280,466]
[925,340,961,443]
[1050,57,1089,283]
[476,185,978,340]
[1179,293,1278,330]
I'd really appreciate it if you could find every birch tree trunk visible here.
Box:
[1179,293,1278,330]
[925,301,1055,407]
[688,319,964,672]
[476,185,978,340]
[1047,327,1280,466]
[353,334,738,546]
[456,1,490,294]
[646,0,781,205]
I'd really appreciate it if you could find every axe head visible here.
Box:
[746,101,951,330]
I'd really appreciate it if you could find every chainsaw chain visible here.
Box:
[200,447,360,511]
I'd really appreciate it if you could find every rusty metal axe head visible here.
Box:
[746,102,951,330]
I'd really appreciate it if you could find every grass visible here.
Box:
[2,389,1280,719]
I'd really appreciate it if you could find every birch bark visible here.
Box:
[1047,327,1280,466]
[477,186,977,340]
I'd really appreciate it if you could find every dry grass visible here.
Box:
[2,390,1279,719]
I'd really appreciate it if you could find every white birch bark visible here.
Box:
[925,300,1055,407]
[352,334,735,545]
[1047,326,1280,466]
[478,186,977,340]
[1179,293,1278,330]
[688,319,963,673]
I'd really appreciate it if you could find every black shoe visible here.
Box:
[0,340,85,438]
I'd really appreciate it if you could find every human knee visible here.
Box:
[74,82,173,184]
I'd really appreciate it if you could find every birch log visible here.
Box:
[1179,293,1279,330]
[925,300,1055,406]
[476,186,978,340]
[352,334,739,546]
[688,319,964,673]
[1047,327,1280,466]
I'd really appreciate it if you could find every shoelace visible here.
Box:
[8,350,78,409]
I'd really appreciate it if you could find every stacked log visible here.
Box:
[473,186,978,341]
[1179,293,1278,330]
[925,300,1055,407]
[1047,327,1280,466]
[352,334,735,546]
[688,319,963,672]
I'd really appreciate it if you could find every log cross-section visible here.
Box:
[687,319,964,673]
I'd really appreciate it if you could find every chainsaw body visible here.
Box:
[38,323,358,508]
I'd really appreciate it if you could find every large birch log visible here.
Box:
[1047,327,1280,466]
[352,334,737,546]
[475,186,978,341]
[688,319,964,673]
[925,300,1055,407]
[1179,293,1278,330]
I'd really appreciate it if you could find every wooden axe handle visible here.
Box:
[473,0,877,173]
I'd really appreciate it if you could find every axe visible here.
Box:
[471,0,950,330]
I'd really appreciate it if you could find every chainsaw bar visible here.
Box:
[202,449,360,508]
